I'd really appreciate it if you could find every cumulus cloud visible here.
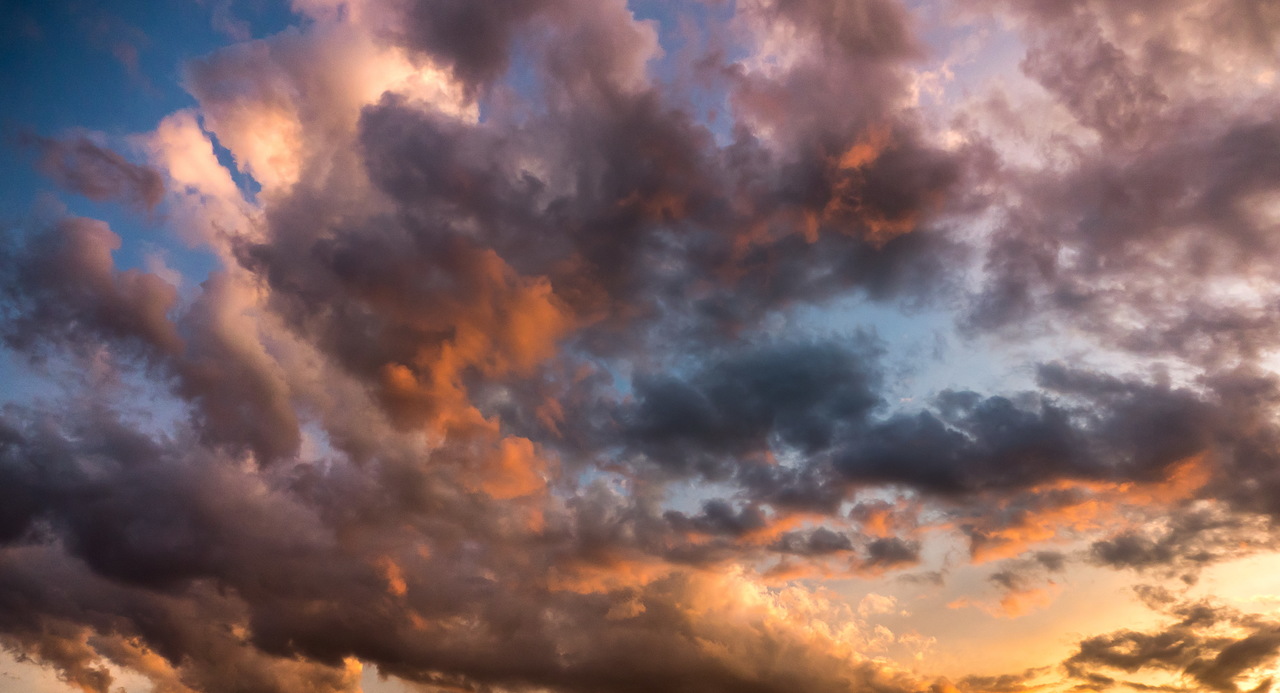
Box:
[0,212,181,358]
[4,0,1280,691]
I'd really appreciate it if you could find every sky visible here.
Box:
[1,1,1280,692]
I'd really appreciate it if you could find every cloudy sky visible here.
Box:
[2,0,1280,691]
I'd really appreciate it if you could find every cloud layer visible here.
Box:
[3,0,1280,691]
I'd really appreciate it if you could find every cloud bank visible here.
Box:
[3,0,1280,691]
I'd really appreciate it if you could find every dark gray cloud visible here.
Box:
[0,399,944,693]
[1088,504,1278,579]
[0,214,300,463]
[772,526,856,555]
[613,349,1231,502]
[393,0,554,91]
[23,133,165,211]
[1064,596,1280,693]
[624,340,883,477]
[0,214,181,358]
[862,536,921,570]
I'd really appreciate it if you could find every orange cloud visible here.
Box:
[964,454,1214,563]
[478,436,548,500]
[376,556,408,597]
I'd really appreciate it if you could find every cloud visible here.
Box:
[0,396,939,692]
[622,340,884,478]
[5,0,1280,691]
[0,212,181,359]
[23,133,165,211]
[1064,595,1280,693]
